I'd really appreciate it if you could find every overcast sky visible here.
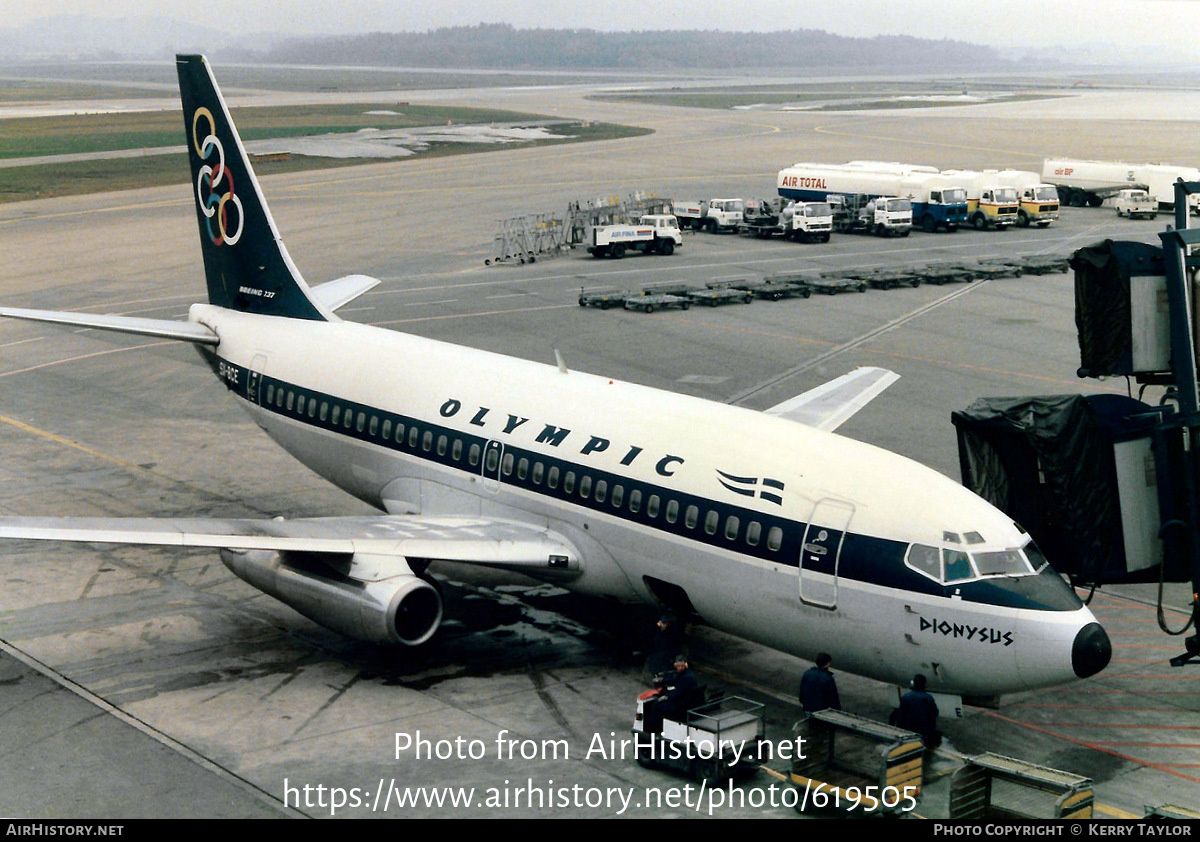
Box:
[8,0,1200,52]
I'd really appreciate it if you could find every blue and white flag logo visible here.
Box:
[716,470,784,505]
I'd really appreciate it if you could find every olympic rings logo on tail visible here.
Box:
[191,107,244,246]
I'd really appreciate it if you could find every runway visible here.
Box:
[0,71,1198,819]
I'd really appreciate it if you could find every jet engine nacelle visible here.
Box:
[220,548,443,646]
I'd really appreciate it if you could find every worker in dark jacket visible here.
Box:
[660,655,702,717]
[895,673,940,748]
[643,613,686,684]
[798,652,841,713]
[644,654,703,732]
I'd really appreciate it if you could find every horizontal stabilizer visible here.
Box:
[0,515,579,579]
[0,307,219,346]
[311,275,381,312]
[765,366,899,431]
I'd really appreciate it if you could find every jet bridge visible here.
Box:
[954,181,1200,670]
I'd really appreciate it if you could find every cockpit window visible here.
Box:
[905,538,1043,584]
[906,544,940,578]
[974,549,1033,576]
[943,550,974,582]
[1022,541,1050,573]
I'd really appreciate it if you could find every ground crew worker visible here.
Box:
[896,673,940,748]
[798,652,841,713]
[643,613,685,684]
[644,654,703,733]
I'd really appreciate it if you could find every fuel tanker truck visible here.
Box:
[777,162,967,233]
[940,169,1021,230]
[1042,158,1200,213]
[989,170,1059,228]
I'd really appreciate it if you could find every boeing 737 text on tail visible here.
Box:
[0,56,1111,706]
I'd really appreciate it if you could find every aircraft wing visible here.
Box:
[0,515,579,578]
[0,307,219,345]
[764,366,899,431]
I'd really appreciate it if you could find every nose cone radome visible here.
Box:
[1072,622,1112,678]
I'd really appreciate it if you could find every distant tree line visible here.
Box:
[246,24,1009,70]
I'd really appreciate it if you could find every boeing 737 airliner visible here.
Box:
[0,56,1110,706]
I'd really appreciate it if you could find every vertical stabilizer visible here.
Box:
[176,55,330,321]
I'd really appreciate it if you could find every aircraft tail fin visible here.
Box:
[176,55,331,321]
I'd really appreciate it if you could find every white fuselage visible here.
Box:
[192,303,1102,699]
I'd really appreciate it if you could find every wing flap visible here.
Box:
[765,366,899,431]
[0,515,578,579]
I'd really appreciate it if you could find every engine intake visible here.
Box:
[220,548,443,646]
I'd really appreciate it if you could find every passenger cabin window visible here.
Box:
[665,500,679,524]
[724,516,739,541]
[746,521,761,546]
[766,527,783,551]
